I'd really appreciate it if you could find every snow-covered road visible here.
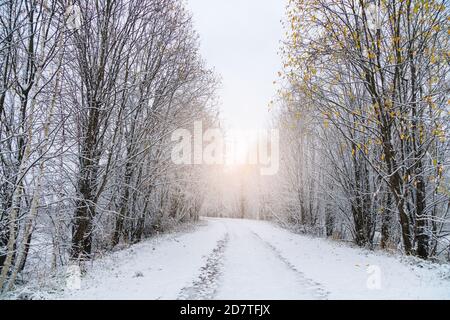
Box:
[60,218,450,300]
[212,219,327,299]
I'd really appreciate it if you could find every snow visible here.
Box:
[59,220,227,300]
[246,219,450,299]
[214,219,326,299]
[52,217,450,300]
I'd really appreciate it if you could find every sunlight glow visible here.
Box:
[224,129,259,166]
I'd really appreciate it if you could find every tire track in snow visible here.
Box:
[177,233,229,300]
[251,231,329,299]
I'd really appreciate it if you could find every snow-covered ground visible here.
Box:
[55,218,449,300]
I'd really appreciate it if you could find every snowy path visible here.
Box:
[213,219,327,299]
[60,218,450,300]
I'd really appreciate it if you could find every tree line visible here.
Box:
[0,0,217,293]
[270,0,449,260]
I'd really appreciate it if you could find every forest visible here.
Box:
[0,0,449,299]
[0,0,218,293]
[268,0,449,260]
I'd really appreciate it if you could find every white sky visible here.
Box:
[186,0,285,131]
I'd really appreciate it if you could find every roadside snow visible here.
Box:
[247,219,450,300]
[59,220,227,299]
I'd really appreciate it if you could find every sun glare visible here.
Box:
[224,129,259,166]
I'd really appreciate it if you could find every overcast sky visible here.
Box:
[186,0,285,131]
